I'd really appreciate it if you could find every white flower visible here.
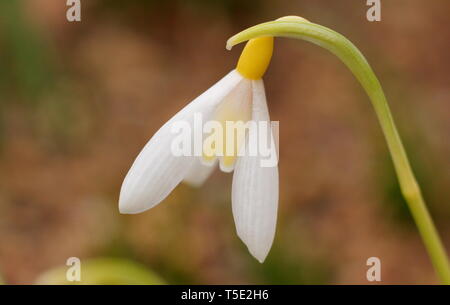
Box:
[119,37,278,263]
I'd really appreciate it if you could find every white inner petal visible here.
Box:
[202,78,253,173]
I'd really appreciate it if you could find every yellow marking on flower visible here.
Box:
[202,80,252,171]
[202,144,217,164]
[236,37,274,80]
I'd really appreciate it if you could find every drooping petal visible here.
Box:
[231,79,279,263]
[183,157,217,187]
[119,70,243,214]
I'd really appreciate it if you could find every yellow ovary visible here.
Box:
[236,37,274,80]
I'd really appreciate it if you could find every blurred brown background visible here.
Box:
[0,0,449,284]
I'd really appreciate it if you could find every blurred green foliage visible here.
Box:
[0,1,91,152]
[35,258,165,285]
[0,1,55,103]
[254,248,332,284]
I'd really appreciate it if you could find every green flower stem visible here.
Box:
[227,19,450,284]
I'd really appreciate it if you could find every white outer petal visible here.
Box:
[183,158,217,187]
[232,79,279,263]
[119,70,242,214]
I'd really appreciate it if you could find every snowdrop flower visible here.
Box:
[119,36,278,262]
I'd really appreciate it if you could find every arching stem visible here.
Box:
[227,19,450,284]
